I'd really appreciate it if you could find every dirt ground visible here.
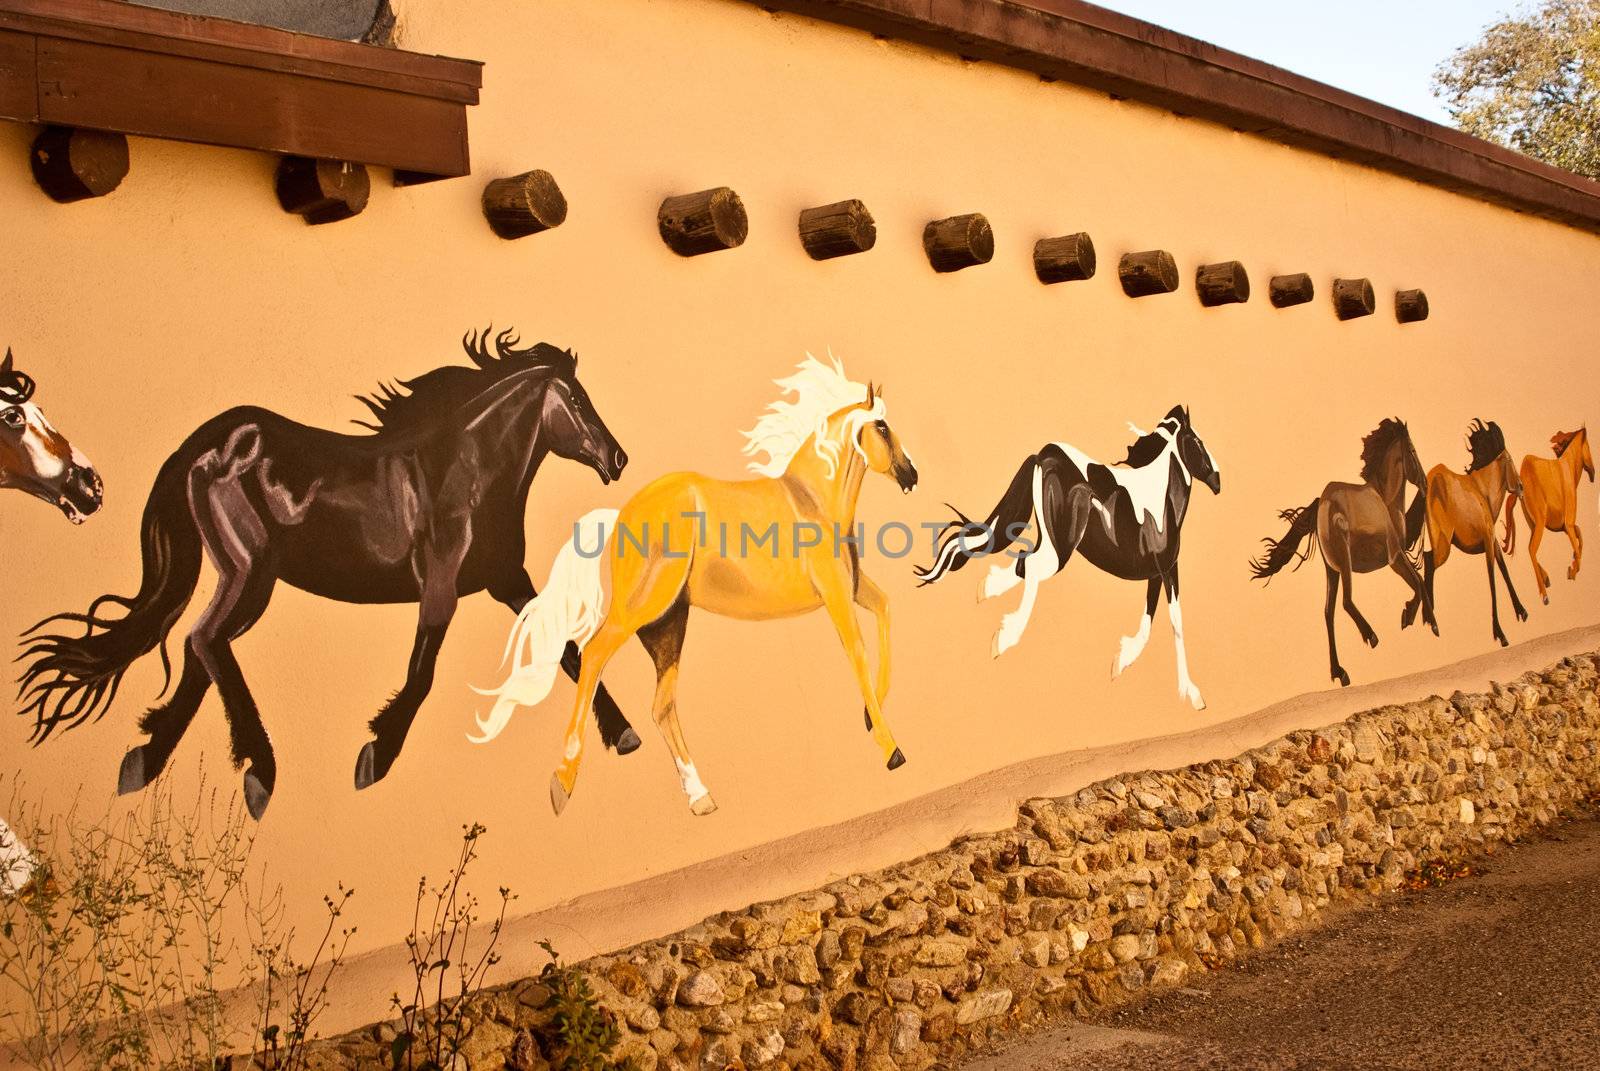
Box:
[960,810,1600,1071]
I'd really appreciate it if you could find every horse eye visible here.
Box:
[875,420,889,433]
[0,408,22,429]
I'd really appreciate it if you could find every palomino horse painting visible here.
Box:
[1251,419,1435,687]
[1403,420,1527,648]
[0,349,102,524]
[18,329,641,820]
[475,354,919,817]
[916,407,1221,709]
[1504,426,1593,604]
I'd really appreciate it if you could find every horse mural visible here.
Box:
[1503,426,1593,604]
[1250,419,1434,687]
[0,349,102,524]
[916,407,1221,709]
[18,329,641,820]
[475,354,919,817]
[1403,419,1528,648]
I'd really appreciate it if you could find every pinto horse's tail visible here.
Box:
[18,445,205,743]
[915,455,1037,585]
[470,508,619,744]
[1249,497,1322,582]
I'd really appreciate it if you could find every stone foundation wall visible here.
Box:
[320,651,1600,1071]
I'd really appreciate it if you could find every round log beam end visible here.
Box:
[482,170,568,239]
[275,157,370,225]
[1196,260,1250,306]
[1332,277,1377,320]
[1118,250,1179,297]
[799,199,876,260]
[923,213,993,273]
[659,187,748,257]
[31,126,129,204]
[1395,288,1430,324]
[1033,232,1096,284]
[1268,273,1315,308]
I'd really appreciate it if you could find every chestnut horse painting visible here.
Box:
[474,354,919,817]
[1404,420,1527,649]
[0,349,102,524]
[1251,419,1435,687]
[1504,426,1593,604]
[18,329,641,819]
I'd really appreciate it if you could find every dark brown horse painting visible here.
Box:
[1250,419,1435,686]
[18,329,640,819]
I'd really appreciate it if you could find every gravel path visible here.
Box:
[960,813,1600,1070]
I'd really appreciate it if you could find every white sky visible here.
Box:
[1086,1,1521,124]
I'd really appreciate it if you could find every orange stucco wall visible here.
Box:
[2,0,1597,1009]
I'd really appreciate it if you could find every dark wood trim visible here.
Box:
[748,0,1600,235]
[0,0,481,177]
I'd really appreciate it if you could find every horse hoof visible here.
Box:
[549,773,571,817]
[887,747,907,771]
[1333,670,1350,688]
[354,743,379,791]
[1364,634,1379,649]
[1543,595,1550,606]
[1430,622,1440,637]
[690,794,718,817]
[117,746,150,796]
[615,728,642,756]
[863,707,873,732]
[243,770,272,821]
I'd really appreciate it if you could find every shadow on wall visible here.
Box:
[122,0,397,43]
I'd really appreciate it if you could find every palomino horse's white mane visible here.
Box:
[742,353,886,480]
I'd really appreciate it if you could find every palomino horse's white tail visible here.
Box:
[469,508,618,743]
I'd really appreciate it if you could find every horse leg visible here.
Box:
[354,532,467,790]
[1484,551,1509,647]
[1527,523,1550,603]
[1336,562,1379,651]
[995,481,1086,656]
[1388,554,1437,638]
[1493,541,1528,623]
[637,596,714,814]
[1161,568,1205,710]
[1324,563,1347,687]
[118,649,212,795]
[1564,511,1582,581]
[488,568,641,755]
[549,551,689,815]
[1112,577,1162,680]
[817,570,906,770]
[854,573,893,728]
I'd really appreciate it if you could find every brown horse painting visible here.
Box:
[1503,426,1593,604]
[1403,420,1527,648]
[0,349,102,524]
[1250,419,1435,687]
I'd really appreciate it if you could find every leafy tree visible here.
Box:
[1434,0,1600,178]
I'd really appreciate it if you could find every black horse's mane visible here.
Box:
[1359,418,1411,484]
[1465,418,1505,473]
[1121,406,1187,467]
[1551,428,1582,457]
[354,326,575,435]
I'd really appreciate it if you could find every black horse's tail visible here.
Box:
[18,446,204,743]
[916,455,1037,585]
[1250,497,1321,582]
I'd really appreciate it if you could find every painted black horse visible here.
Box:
[19,328,640,819]
[916,406,1221,709]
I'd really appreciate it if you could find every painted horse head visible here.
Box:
[856,382,918,494]
[533,346,628,485]
[1552,426,1594,483]
[1358,418,1423,501]
[0,349,102,524]
[1466,418,1523,498]
[1165,405,1220,495]
[743,353,917,493]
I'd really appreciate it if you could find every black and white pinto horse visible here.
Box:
[916,406,1221,709]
